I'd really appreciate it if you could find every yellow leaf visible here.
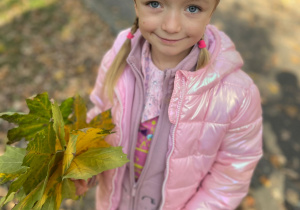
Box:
[0,173,19,183]
[74,128,111,155]
[62,134,78,175]
[54,70,65,81]
[259,175,272,188]
[290,55,300,64]
[68,94,87,130]
[0,93,127,209]
[88,109,115,131]
[55,138,63,151]
[34,164,63,210]
[267,82,279,95]
[64,147,129,180]
[244,195,255,207]
[13,180,44,210]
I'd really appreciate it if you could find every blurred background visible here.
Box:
[0,0,299,209]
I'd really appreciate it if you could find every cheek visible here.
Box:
[139,19,157,32]
[186,24,206,41]
[140,20,147,27]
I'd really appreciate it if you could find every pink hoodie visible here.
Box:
[87,25,263,210]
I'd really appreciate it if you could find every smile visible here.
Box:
[155,34,185,44]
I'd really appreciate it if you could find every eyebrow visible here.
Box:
[160,0,211,6]
[186,0,210,4]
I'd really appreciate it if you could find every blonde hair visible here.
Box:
[196,0,220,69]
[103,0,220,102]
[102,17,139,102]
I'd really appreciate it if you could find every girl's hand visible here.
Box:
[87,175,98,188]
[72,176,98,196]
[73,179,88,196]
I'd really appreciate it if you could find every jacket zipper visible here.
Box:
[159,76,186,209]
[131,70,171,209]
[128,61,145,210]
[132,182,138,197]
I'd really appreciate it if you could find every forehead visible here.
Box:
[137,0,214,4]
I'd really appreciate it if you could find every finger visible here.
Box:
[87,176,98,187]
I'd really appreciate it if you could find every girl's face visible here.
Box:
[135,0,217,64]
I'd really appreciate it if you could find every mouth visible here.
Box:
[155,34,185,44]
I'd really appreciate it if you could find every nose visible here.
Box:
[161,11,181,34]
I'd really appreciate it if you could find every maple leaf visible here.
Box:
[68,94,88,130]
[64,146,128,180]
[0,93,52,144]
[52,101,67,149]
[0,93,128,210]
[0,146,28,184]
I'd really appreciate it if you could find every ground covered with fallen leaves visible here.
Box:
[0,0,114,209]
[0,0,299,209]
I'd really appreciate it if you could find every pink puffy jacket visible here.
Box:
[87,25,263,210]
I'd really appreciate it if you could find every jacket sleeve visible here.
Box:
[184,83,263,210]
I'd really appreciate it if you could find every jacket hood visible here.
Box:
[181,25,244,95]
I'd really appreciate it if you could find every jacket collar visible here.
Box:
[126,30,200,75]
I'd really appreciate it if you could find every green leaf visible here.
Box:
[0,146,28,184]
[23,129,56,193]
[52,101,66,149]
[0,93,52,144]
[66,97,115,132]
[15,152,63,210]
[13,179,45,210]
[0,93,128,210]
[40,196,55,210]
[26,93,52,119]
[33,152,64,210]
[1,172,30,206]
[59,97,74,124]
[14,187,26,203]
[0,191,15,207]
[68,94,87,130]
[61,178,77,200]
[0,112,25,117]
[63,147,129,180]
[87,109,115,131]
[22,127,56,194]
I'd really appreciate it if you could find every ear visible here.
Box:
[134,2,139,18]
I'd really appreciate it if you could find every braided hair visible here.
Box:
[102,17,139,102]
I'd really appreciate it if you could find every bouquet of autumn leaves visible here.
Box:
[0,93,129,210]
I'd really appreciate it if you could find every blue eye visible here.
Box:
[149,1,161,8]
[187,6,200,13]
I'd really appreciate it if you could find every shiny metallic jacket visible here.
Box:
[87,25,263,210]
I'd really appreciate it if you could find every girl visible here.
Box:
[77,0,263,209]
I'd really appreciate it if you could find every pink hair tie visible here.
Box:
[198,40,206,49]
[127,32,134,39]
